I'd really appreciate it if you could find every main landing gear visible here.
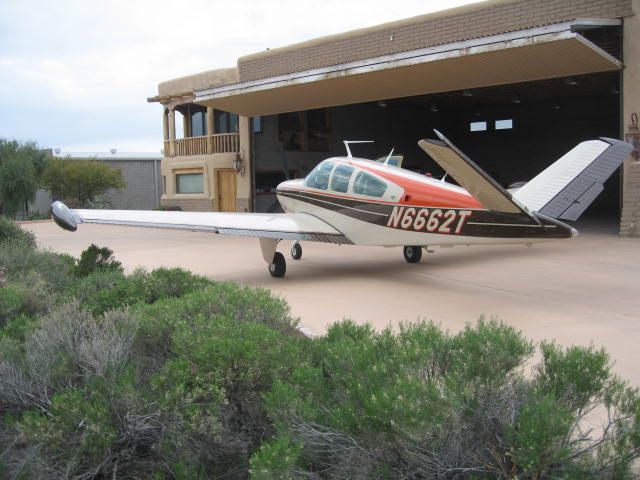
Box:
[403,246,422,264]
[269,252,287,278]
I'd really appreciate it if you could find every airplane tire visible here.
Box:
[269,252,287,277]
[291,241,302,260]
[403,246,422,264]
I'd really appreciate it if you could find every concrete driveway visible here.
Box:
[25,219,640,385]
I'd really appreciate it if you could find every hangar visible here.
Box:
[148,0,640,235]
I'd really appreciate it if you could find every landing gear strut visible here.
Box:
[291,241,302,260]
[403,246,422,264]
[269,252,287,277]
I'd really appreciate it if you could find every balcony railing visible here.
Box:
[166,133,240,157]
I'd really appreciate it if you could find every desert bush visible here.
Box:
[75,243,123,277]
[260,319,640,479]
[127,267,211,304]
[0,215,35,248]
[0,275,51,327]
[0,302,137,415]
[0,240,76,295]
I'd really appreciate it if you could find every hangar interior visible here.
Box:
[253,70,621,213]
[252,26,622,214]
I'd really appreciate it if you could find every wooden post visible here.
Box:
[207,107,214,153]
[168,107,176,157]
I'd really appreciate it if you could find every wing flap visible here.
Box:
[55,203,351,244]
[418,130,529,216]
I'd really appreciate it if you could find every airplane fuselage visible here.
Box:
[276,156,575,247]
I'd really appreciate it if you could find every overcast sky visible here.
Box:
[0,0,480,153]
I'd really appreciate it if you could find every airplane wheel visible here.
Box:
[269,252,287,277]
[403,246,422,264]
[291,241,302,260]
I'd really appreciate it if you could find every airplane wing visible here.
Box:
[418,130,529,216]
[51,201,351,244]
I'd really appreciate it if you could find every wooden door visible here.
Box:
[216,169,237,212]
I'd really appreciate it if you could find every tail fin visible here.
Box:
[513,138,632,221]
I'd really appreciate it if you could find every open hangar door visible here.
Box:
[252,70,620,216]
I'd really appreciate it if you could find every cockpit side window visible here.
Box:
[353,171,387,197]
[330,164,354,193]
[304,161,334,190]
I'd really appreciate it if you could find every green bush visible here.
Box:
[0,275,51,327]
[0,240,76,294]
[260,319,640,479]
[75,243,123,277]
[0,215,35,248]
[1,235,639,479]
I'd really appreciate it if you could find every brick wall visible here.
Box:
[620,162,640,236]
[238,0,632,82]
[29,158,162,214]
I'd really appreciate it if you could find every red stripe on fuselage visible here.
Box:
[347,159,484,209]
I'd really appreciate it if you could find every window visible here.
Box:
[495,119,513,130]
[191,110,207,137]
[215,110,239,134]
[470,121,487,132]
[278,108,331,151]
[304,161,334,190]
[252,116,262,133]
[353,171,387,197]
[176,173,204,194]
[330,165,354,193]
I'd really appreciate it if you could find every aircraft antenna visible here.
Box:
[441,173,448,182]
[383,148,395,166]
[343,140,374,159]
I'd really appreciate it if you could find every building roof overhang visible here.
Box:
[194,20,621,117]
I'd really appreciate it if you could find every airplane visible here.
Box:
[51,130,632,278]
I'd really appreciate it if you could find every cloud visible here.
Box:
[0,0,481,150]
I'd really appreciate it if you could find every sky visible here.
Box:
[0,0,481,153]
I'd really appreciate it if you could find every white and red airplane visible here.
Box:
[51,130,631,277]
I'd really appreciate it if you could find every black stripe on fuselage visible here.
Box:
[277,189,572,239]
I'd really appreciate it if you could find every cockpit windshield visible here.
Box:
[304,161,334,190]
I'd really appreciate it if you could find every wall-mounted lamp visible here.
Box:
[625,113,640,162]
[462,89,473,97]
[511,93,522,104]
[234,153,245,176]
[430,103,439,113]
[564,77,579,86]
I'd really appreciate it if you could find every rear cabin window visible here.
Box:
[353,171,387,197]
[330,165,354,193]
[304,161,334,190]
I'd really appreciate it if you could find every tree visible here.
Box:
[42,158,125,207]
[0,139,49,217]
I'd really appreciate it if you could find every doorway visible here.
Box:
[216,169,237,212]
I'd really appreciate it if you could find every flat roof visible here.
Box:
[195,22,621,117]
[53,152,163,161]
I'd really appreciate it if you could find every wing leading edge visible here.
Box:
[51,201,351,244]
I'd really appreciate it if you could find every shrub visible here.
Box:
[0,240,76,294]
[0,275,51,328]
[260,319,640,479]
[41,158,125,207]
[75,243,123,277]
[0,215,35,248]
